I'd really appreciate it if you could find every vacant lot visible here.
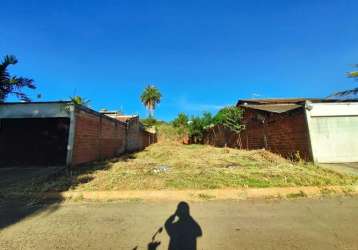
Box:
[9,140,356,193]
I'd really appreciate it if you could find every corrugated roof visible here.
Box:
[237,98,323,105]
[236,97,358,106]
[241,103,302,113]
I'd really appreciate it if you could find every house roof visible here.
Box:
[236,98,358,106]
[236,98,326,106]
[236,98,358,114]
[242,104,302,113]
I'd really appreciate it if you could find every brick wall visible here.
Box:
[202,108,312,160]
[142,130,157,148]
[72,109,126,166]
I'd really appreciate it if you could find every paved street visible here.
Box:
[1,197,358,250]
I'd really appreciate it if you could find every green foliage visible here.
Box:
[171,113,190,138]
[188,115,207,143]
[0,55,36,102]
[347,64,358,79]
[141,117,166,127]
[215,106,245,134]
[330,64,358,97]
[141,117,158,127]
[172,113,189,128]
[201,112,214,128]
[70,96,90,107]
[187,112,215,143]
[140,85,162,117]
[187,106,245,143]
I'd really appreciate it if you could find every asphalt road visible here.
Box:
[1,197,358,250]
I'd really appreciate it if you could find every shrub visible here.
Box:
[141,117,165,127]
[215,106,245,133]
[187,112,215,143]
[187,106,245,144]
[172,113,189,128]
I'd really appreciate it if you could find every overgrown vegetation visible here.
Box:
[16,141,358,192]
[170,106,245,144]
[172,112,189,128]
[141,117,165,127]
[156,123,186,142]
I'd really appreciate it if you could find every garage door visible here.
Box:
[0,118,70,167]
[309,116,358,163]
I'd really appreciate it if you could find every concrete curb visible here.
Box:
[23,185,358,201]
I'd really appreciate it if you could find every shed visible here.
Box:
[236,98,358,163]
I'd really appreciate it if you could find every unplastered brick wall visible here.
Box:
[142,130,157,148]
[202,108,312,161]
[242,108,311,160]
[72,108,127,166]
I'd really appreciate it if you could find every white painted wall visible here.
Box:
[0,102,76,166]
[0,102,71,118]
[305,102,358,163]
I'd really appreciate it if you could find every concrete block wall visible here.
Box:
[125,116,144,152]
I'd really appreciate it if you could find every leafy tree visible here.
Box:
[140,85,162,117]
[0,55,35,102]
[187,107,245,145]
[187,112,215,143]
[330,64,358,97]
[201,112,214,128]
[214,106,245,130]
[188,115,206,143]
[70,96,90,106]
[215,106,245,147]
[172,113,189,128]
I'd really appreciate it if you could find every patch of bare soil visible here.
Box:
[42,185,358,202]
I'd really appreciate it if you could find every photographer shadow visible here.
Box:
[164,201,202,250]
[133,201,202,250]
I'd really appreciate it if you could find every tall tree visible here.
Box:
[0,55,36,102]
[330,64,358,97]
[140,85,162,117]
[70,96,90,106]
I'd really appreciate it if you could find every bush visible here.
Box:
[141,117,166,127]
[187,106,245,144]
[214,106,245,133]
[172,113,189,128]
[187,112,215,143]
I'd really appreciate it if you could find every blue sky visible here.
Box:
[1,0,357,121]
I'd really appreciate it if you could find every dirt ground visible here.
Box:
[1,197,358,250]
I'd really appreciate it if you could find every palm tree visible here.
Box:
[330,64,358,97]
[0,55,35,102]
[70,96,90,107]
[140,85,162,117]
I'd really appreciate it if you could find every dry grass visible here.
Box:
[38,140,358,192]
